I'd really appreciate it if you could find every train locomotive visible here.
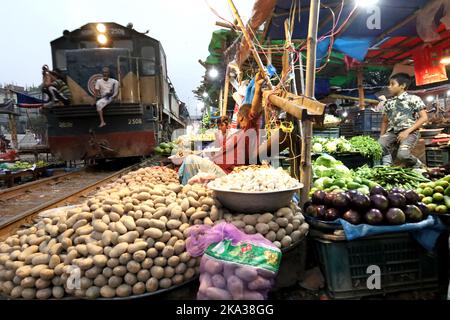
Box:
[44,22,188,161]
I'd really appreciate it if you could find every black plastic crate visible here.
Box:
[354,109,383,132]
[312,232,439,299]
[313,127,340,138]
[426,147,450,167]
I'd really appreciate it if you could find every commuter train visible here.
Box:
[44,22,188,161]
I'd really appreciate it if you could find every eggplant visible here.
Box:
[404,190,420,204]
[404,205,423,222]
[342,209,361,225]
[387,192,406,208]
[303,200,312,212]
[346,190,359,198]
[332,193,350,209]
[370,185,388,197]
[390,187,405,195]
[416,202,429,218]
[385,208,406,225]
[312,190,326,205]
[316,205,327,220]
[324,193,336,207]
[370,194,389,212]
[364,208,384,225]
[325,208,340,221]
[351,193,371,211]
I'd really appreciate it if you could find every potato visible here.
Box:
[175,262,187,274]
[109,243,129,258]
[262,231,276,242]
[255,223,270,235]
[231,220,246,229]
[100,285,116,298]
[154,257,167,267]
[77,225,94,236]
[146,277,159,292]
[132,282,146,295]
[162,246,174,258]
[227,275,244,299]
[126,260,141,274]
[276,207,293,218]
[118,231,139,244]
[102,267,113,278]
[164,266,175,278]
[243,290,264,300]
[276,228,287,241]
[107,258,119,268]
[20,276,36,288]
[144,228,163,239]
[281,236,292,248]
[248,276,272,291]
[235,267,258,282]
[72,219,88,231]
[273,241,282,249]
[172,274,184,285]
[85,286,100,299]
[158,278,171,289]
[184,268,196,280]
[18,245,38,261]
[35,287,52,299]
[137,269,150,282]
[136,218,151,228]
[211,274,226,289]
[10,286,23,298]
[120,216,136,231]
[30,264,48,278]
[101,230,113,247]
[154,242,165,251]
[87,243,103,256]
[242,215,258,226]
[93,274,107,287]
[108,275,123,289]
[146,248,158,259]
[205,287,232,300]
[150,266,164,280]
[76,244,88,257]
[124,273,138,286]
[21,287,37,299]
[244,225,257,234]
[109,212,120,222]
[290,230,302,242]
[179,252,190,263]
[16,265,32,278]
[93,220,108,233]
[275,217,289,228]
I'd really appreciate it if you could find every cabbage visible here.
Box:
[324,141,337,153]
[314,154,341,167]
[312,143,323,153]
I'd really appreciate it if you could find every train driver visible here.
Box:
[93,67,120,128]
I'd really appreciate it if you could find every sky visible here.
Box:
[0,0,254,116]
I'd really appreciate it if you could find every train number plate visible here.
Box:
[128,118,142,125]
[59,122,73,128]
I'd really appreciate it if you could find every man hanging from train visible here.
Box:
[93,67,120,128]
[42,65,72,107]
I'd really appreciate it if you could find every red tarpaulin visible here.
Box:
[412,45,448,86]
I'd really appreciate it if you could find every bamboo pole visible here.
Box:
[223,67,230,117]
[357,67,365,110]
[227,0,273,89]
[300,0,320,206]
[219,88,224,117]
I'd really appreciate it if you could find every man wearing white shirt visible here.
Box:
[93,67,119,127]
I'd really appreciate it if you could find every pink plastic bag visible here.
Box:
[186,222,282,300]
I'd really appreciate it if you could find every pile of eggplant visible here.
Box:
[305,186,428,226]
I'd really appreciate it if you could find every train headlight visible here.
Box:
[96,23,106,33]
[97,34,108,45]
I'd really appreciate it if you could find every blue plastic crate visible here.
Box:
[354,109,383,132]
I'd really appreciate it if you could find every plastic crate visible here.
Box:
[312,232,439,299]
[313,127,340,138]
[426,147,450,167]
[354,109,383,132]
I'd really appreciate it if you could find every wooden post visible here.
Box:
[223,67,230,117]
[219,88,224,117]
[227,0,273,89]
[8,115,18,150]
[300,0,321,206]
[357,67,365,110]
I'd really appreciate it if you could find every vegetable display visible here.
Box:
[305,186,427,226]
[416,175,450,215]
[213,202,309,250]
[353,165,430,191]
[154,142,177,156]
[312,136,382,160]
[0,167,222,299]
[311,155,376,195]
[208,167,301,192]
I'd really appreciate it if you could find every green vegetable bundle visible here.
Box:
[353,165,429,190]
[349,136,382,161]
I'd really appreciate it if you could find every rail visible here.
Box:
[0,160,149,240]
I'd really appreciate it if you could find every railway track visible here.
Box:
[0,159,155,240]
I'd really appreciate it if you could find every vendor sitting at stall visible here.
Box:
[179,72,265,184]
[379,73,428,168]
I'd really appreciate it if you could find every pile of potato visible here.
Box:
[213,202,309,250]
[0,168,220,299]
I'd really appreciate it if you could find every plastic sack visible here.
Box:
[186,222,282,300]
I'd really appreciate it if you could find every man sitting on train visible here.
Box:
[93,67,120,128]
[42,65,72,107]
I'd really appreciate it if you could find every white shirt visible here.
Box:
[95,78,119,98]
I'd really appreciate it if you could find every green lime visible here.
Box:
[322,178,334,188]
[419,183,428,189]
[422,187,434,197]
[436,181,449,189]
[435,205,448,214]
[416,188,423,195]
[434,186,445,194]
[334,179,346,188]
[433,193,444,202]
[427,203,437,212]
[422,196,433,205]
